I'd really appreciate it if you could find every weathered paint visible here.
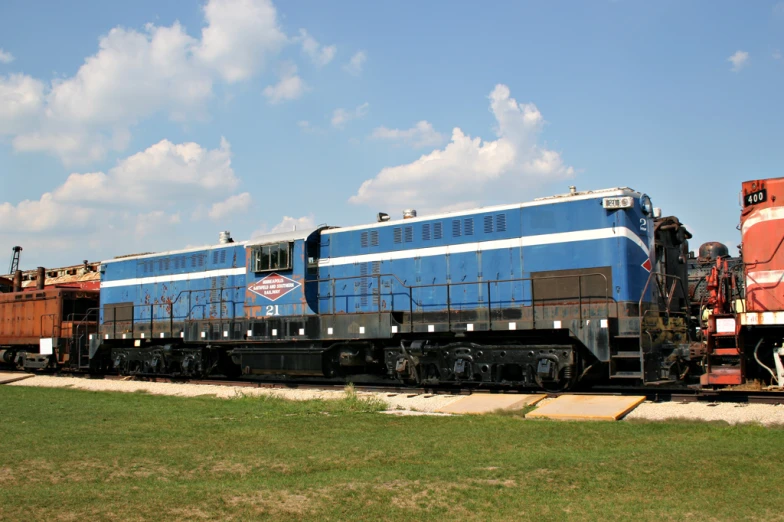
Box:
[742,177,784,312]
[0,288,99,349]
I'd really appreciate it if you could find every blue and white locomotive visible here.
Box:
[92,186,691,389]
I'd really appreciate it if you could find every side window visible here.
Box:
[253,242,293,272]
[307,240,319,274]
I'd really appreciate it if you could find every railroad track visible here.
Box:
[104,374,784,405]
[4,369,784,404]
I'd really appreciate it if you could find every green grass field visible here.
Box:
[1,386,782,521]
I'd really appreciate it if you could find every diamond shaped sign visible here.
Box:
[248,273,301,301]
[641,258,652,272]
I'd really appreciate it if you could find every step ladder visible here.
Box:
[700,314,743,386]
[609,335,643,380]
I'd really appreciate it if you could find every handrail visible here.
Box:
[98,271,616,336]
[637,271,692,355]
[638,271,691,319]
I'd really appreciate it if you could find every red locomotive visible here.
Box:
[697,177,784,388]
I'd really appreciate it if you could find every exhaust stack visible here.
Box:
[36,267,45,290]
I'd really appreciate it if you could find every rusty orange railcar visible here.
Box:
[0,278,99,370]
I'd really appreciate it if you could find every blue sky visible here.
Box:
[1,0,783,269]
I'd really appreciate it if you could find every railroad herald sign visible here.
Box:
[248,273,301,301]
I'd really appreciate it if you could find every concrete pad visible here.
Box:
[436,393,546,414]
[526,395,646,421]
[0,372,34,385]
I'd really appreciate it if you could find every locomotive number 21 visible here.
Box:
[265,305,280,316]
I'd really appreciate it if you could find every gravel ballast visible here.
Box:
[5,375,463,413]
[5,375,784,424]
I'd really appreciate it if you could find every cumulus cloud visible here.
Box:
[349,84,574,211]
[0,137,255,265]
[0,49,14,64]
[263,63,308,104]
[728,50,749,72]
[196,0,286,82]
[0,138,240,234]
[343,51,366,76]
[0,193,94,233]
[331,102,369,129]
[371,121,445,148]
[0,73,44,134]
[298,29,336,67]
[0,0,288,164]
[208,192,252,220]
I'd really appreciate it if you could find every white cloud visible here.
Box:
[0,193,94,233]
[270,215,316,233]
[0,49,14,64]
[774,50,782,60]
[371,121,445,148]
[343,51,366,76]
[298,29,336,67]
[331,102,369,129]
[728,50,749,72]
[196,0,286,82]
[208,192,252,220]
[0,73,44,134]
[0,0,289,164]
[349,84,574,211]
[0,138,240,234]
[263,63,308,104]
[252,214,316,238]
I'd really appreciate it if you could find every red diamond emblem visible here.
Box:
[641,258,652,272]
[248,273,301,301]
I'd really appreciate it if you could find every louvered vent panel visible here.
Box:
[484,215,493,234]
[464,218,474,236]
[496,213,507,232]
[404,226,413,243]
[434,222,443,240]
[422,224,431,241]
[452,220,461,237]
[394,228,402,244]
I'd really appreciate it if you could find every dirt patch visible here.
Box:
[167,507,213,519]
[227,490,316,517]
[472,478,517,487]
[210,461,253,476]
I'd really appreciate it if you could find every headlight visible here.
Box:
[640,194,653,216]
